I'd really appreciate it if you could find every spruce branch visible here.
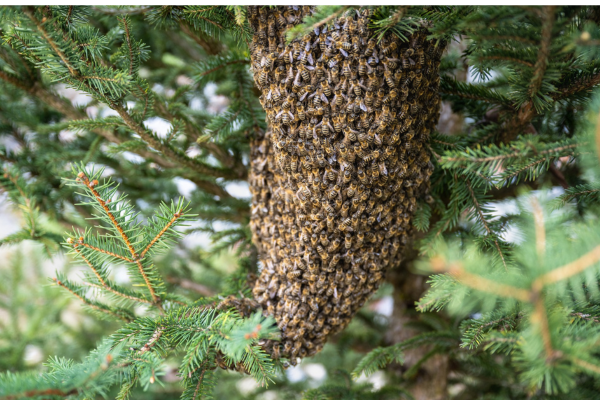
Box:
[52,277,133,322]
[465,179,507,270]
[528,6,555,102]
[74,171,162,308]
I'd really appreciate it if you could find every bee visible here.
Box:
[274,10,286,26]
[403,48,415,69]
[357,57,371,76]
[365,38,376,57]
[384,70,396,88]
[257,20,267,40]
[268,36,278,53]
[414,72,423,87]
[381,41,397,56]
[257,70,268,88]
[298,84,314,102]
[410,99,419,114]
[330,29,341,42]
[314,61,325,80]
[400,86,409,101]
[296,103,306,121]
[320,80,332,97]
[416,47,425,67]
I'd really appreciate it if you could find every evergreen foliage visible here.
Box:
[1,4,600,399]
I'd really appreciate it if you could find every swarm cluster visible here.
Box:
[246,6,444,362]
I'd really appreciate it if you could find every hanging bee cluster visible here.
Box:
[246,6,445,363]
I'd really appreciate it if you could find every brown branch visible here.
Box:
[24,8,79,77]
[166,276,216,296]
[151,100,244,175]
[119,16,135,76]
[83,282,152,304]
[465,179,507,270]
[429,257,530,302]
[1,388,78,400]
[52,278,131,322]
[79,243,133,263]
[532,289,555,360]
[530,197,545,260]
[528,6,555,98]
[77,173,161,307]
[554,72,600,101]
[533,244,600,290]
[443,143,579,164]
[197,59,250,78]
[112,103,235,198]
[572,356,600,374]
[140,212,182,258]
[478,55,534,68]
[178,21,224,55]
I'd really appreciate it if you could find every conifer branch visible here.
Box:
[140,212,182,259]
[78,243,134,263]
[112,103,234,199]
[528,6,555,98]
[52,278,132,322]
[533,244,600,289]
[465,179,507,269]
[24,8,79,77]
[76,172,160,306]
[429,257,530,301]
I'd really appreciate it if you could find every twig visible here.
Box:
[52,278,131,322]
[429,257,530,302]
[465,179,507,270]
[140,212,183,258]
[533,244,600,289]
[528,6,555,98]
[78,173,160,307]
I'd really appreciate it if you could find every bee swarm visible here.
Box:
[246,6,444,364]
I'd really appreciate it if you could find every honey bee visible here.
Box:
[365,38,376,57]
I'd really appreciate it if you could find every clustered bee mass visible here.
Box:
[245,6,445,364]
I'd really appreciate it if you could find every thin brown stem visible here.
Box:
[429,257,530,302]
[78,174,160,307]
[533,244,600,290]
[112,103,234,198]
[140,213,182,258]
[528,6,555,98]
[52,278,131,322]
[465,179,507,270]
[24,8,79,77]
[530,197,545,260]
[79,243,133,263]
[532,290,555,359]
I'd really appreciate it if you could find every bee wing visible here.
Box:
[288,111,294,120]
[307,52,314,65]
[300,92,309,101]
[314,27,320,35]
[380,162,388,175]
[275,110,284,119]
[321,94,329,104]
[339,48,349,57]
[304,41,311,52]
[306,65,315,70]
[322,25,328,34]
[267,90,272,100]
[360,102,368,112]
[260,56,267,67]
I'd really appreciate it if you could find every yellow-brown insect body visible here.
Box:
[247,6,444,365]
